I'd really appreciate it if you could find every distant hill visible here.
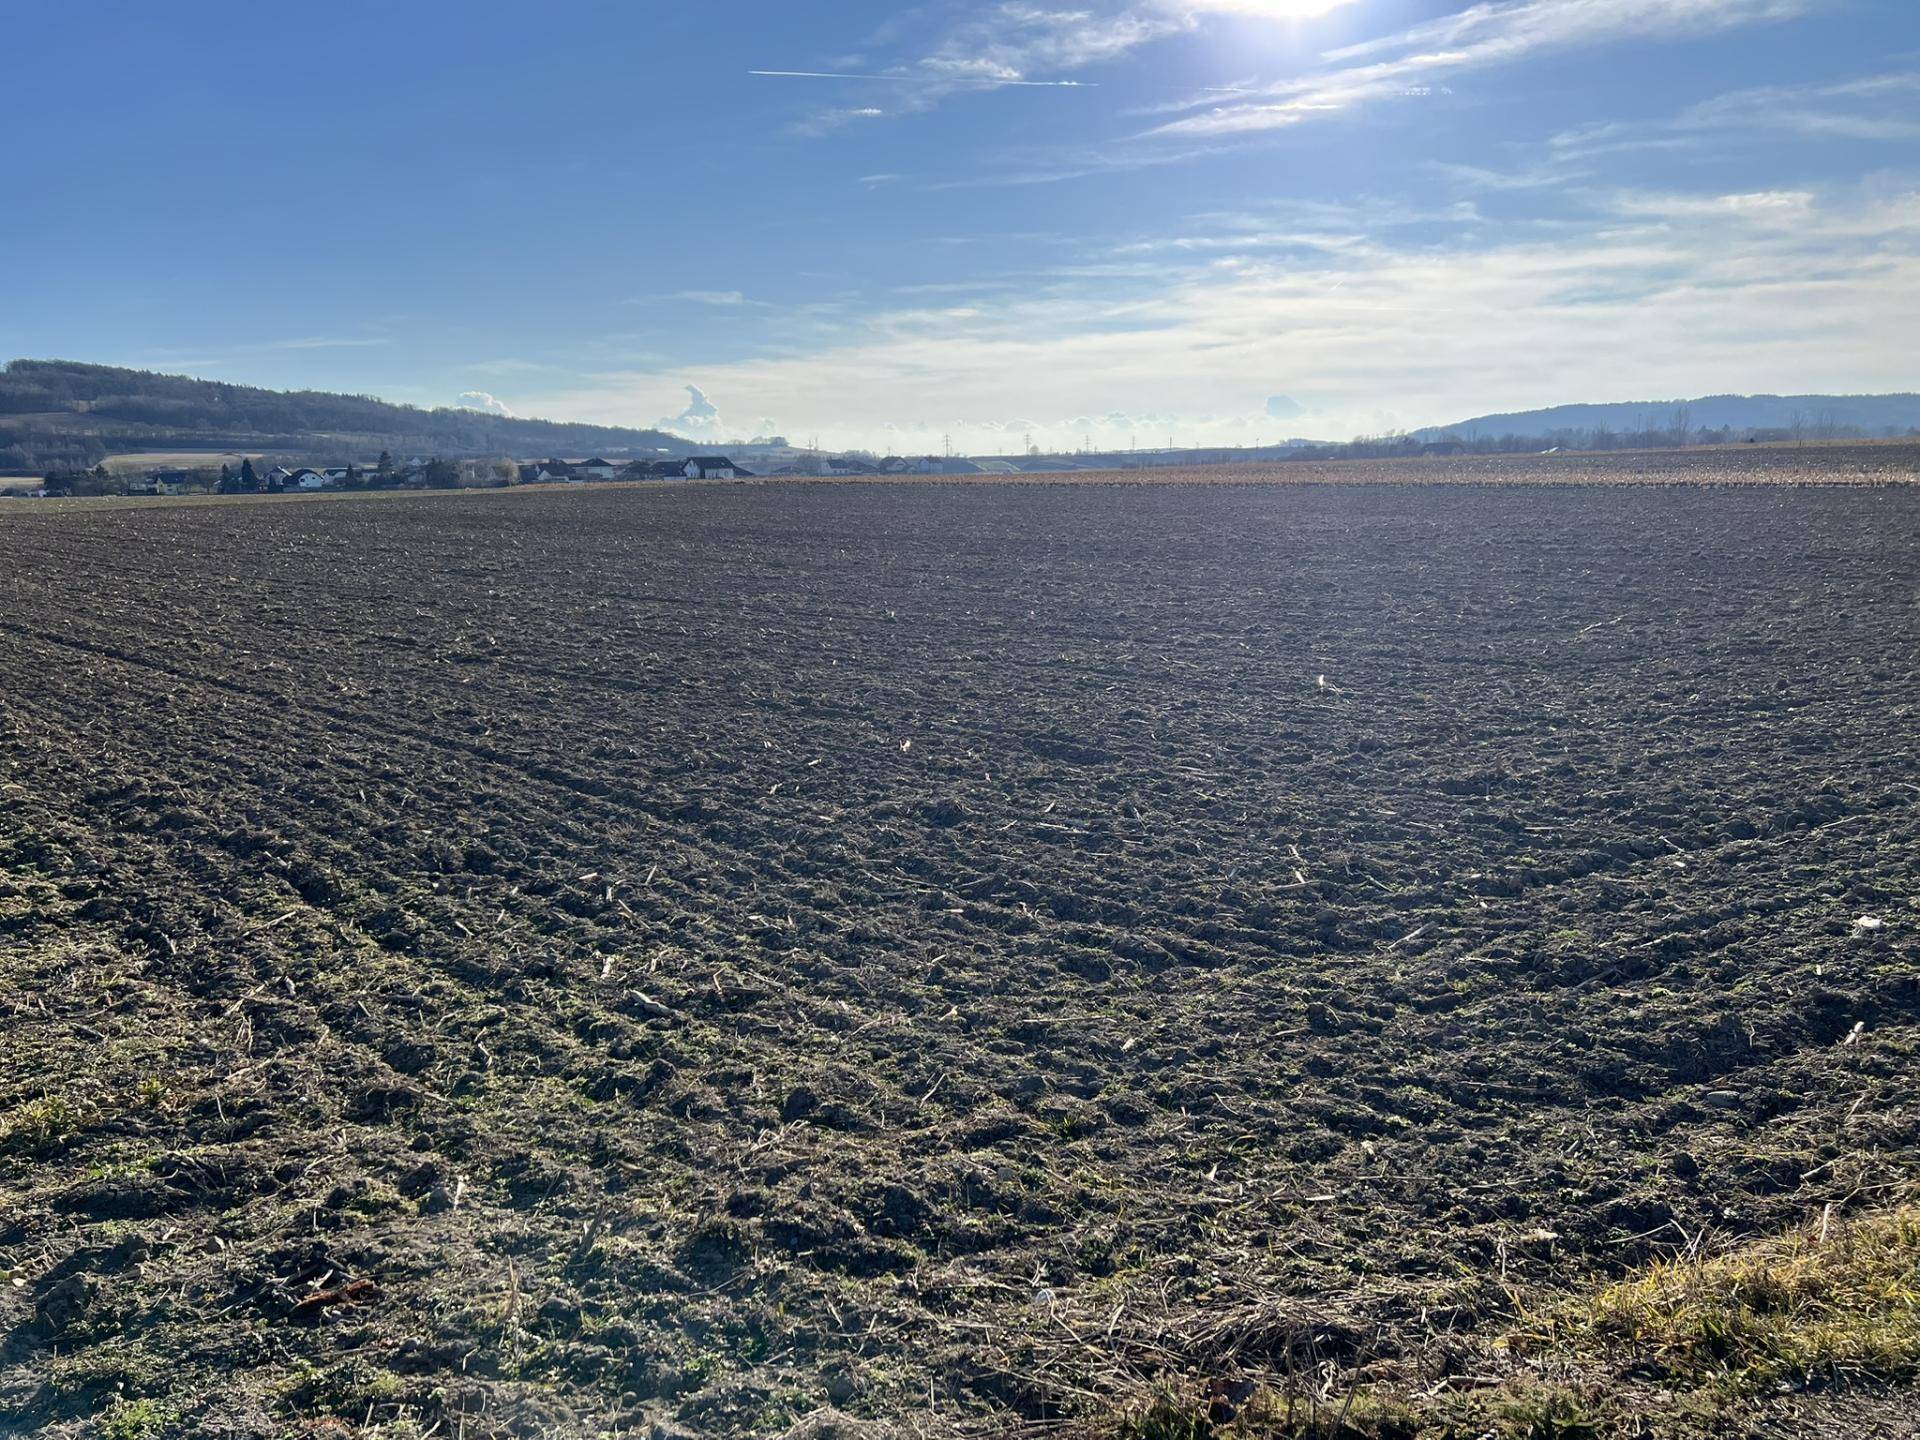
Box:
[1422,393,1920,442]
[0,360,687,473]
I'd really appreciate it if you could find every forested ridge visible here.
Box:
[0,359,683,470]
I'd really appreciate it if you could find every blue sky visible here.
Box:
[5,0,1916,450]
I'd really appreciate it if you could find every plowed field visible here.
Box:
[2,460,1916,1439]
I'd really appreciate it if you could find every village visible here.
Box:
[13,447,1024,498]
[24,452,745,498]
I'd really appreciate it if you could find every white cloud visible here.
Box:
[456,390,514,416]
[659,384,731,437]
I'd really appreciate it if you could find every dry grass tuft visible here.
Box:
[1560,1204,1920,1391]
[1073,1207,1918,1440]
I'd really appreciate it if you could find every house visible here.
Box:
[134,468,201,495]
[267,466,296,487]
[682,456,741,480]
[574,457,618,481]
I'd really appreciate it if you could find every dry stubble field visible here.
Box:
[1,453,1916,1440]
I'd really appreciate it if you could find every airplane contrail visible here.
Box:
[750,69,1096,88]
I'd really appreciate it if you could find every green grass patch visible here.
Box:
[0,1095,85,1157]
[99,1397,180,1440]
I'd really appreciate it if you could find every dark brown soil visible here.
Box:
[1,457,1916,1438]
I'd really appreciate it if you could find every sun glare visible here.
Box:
[1193,0,1361,18]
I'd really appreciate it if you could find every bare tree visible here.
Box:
[1789,410,1807,445]
[1670,404,1692,448]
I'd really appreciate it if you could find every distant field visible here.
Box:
[100,450,255,473]
[0,463,1915,1439]
[848,440,1920,486]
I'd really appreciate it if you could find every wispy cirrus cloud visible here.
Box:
[1603,187,1817,220]
[673,291,761,307]
[1148,0,1820,139]
[629,290,774,309]
[766,1,1361,133]
[1320,0,1807,65]
[237,336,391,353]
[1416,67,1920,194]
[1550,69,1920,158]
[844,0,1832,186]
